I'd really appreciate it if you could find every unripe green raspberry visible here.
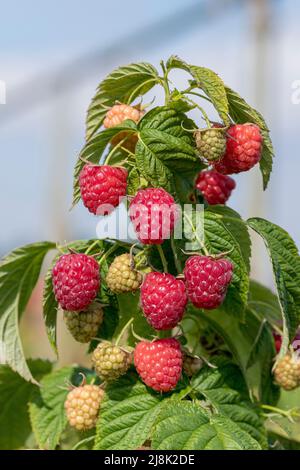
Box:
[106,253,143,294]
[183,354,203,377]
[195,127,227,162]
[63,302,104,343]
[274,352,300,391]
[92,341,132,381]
[65,384,104,431]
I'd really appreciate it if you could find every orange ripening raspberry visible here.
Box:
[104,104,143,152]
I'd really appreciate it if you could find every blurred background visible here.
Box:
[0,0,299,413]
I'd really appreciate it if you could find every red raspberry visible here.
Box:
[141,272,188,330]
[214,124,263,174]
[52,253,100,311]
[134,338,182,392]
[273,332,282,354]
[184,255,233,310]
[79,164,127,215]
[129,188,179,245]
[195,170,236,205]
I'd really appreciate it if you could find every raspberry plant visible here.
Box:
[1,56,300,451]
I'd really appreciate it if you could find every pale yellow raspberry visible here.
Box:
[65,385,104,431]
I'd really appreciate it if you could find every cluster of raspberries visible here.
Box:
[58,104,271,431]
[53,249,233,400]
[194,122,263,205]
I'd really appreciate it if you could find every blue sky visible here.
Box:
[0,0,299,285]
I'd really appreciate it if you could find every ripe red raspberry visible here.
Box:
[129,188,179,245]
[134,338,182,392]
[79,164,127,215]
[104,104,143,153]
[273,332,282,354]
[141,272,187,330]
[214,124,263,174]
[184,255,233,310]
[52,253,100,311]
[195,170,236,205]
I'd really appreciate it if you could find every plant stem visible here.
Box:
[184,89,212,103]
[105,137,128,165]
[72,435,95,451]
[126,78,157,104]
[115,317,134,346]
[85,240,101,255]
[185,96,210,127]
[160,60,171,105]
[156,244,168,273]
[171,236,182,273]
[261,404,299,420]
[98,243,118,264]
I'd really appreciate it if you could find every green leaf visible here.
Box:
[248,280,281,323]
[0,242,56,383]
[241,308,279,405]
[185,305,277,404]
[0,359,52,449]
[260,131,275,190]
[126,167,147,196]
[29,366,75,450]
[86,62,159,140]
[43,262,58,355]
[204,210,249,319]
[207,206,251,273]
[166,55,229,124]
[152,401,262,450]
[225,86,274,189]
[191,360,267,448]
[73,120,137,206]
[136,106,201,200]
[94,373,166,450]
[248,218,300,356]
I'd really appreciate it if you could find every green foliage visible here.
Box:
[94,373,167,450]
[29,366,75,450]
[136,106,201,198]
[248,218,300,356]
[152,401,262,450]
[0,359,52,449]
[86,62,159,140]
[203,210,250,319]
[0,242,55,383]
[166,55,230,124]
[1,57,300,451]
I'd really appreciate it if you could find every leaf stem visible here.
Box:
[156,244,168,273]
[261,404,300,421]
[171,236,182,273]
[126,78,157,104]
[85,240,101,256]
[72,435,95,451]
[160,60,171,105]
[104,136,129,165]
[184,96,210,127]
[98,243,118,264]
